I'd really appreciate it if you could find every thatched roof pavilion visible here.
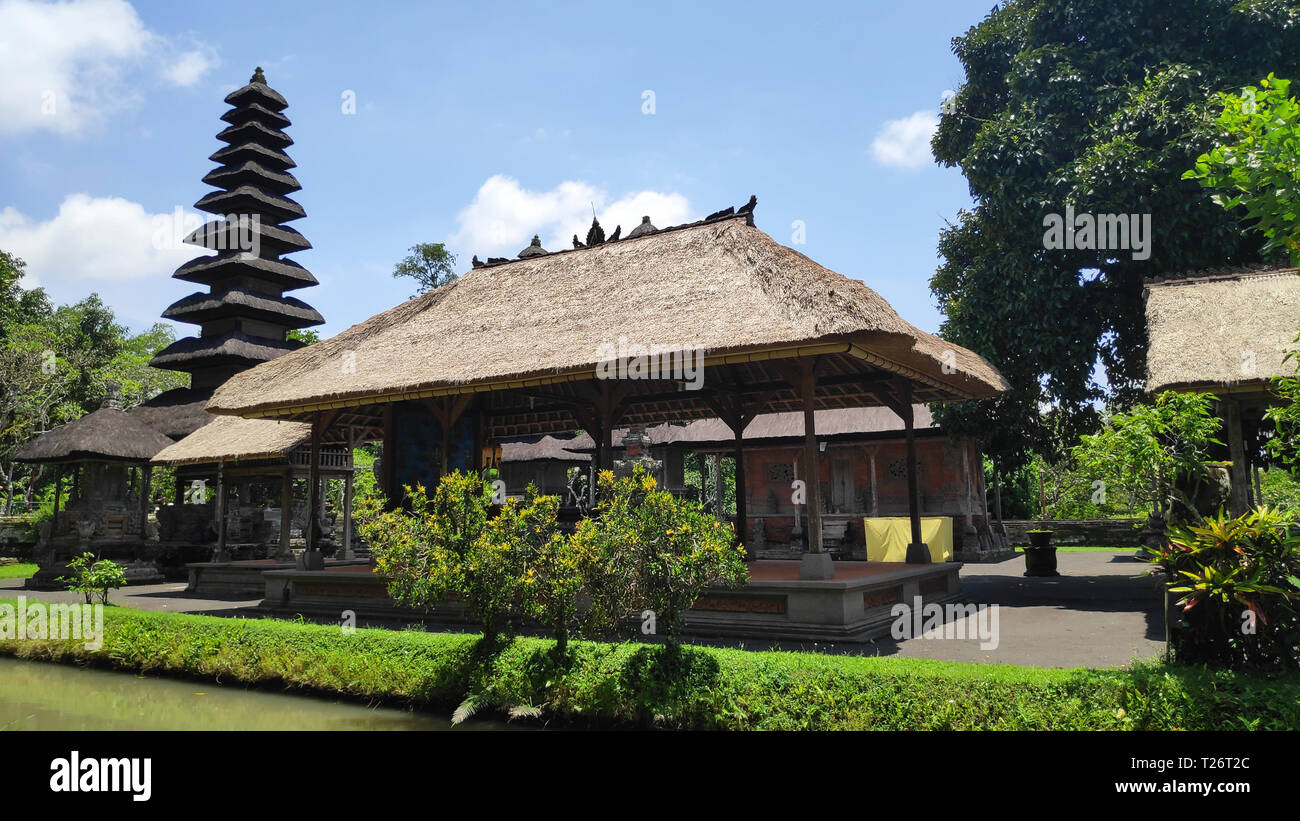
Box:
[15,406,175,465]
[208,209,1007,574]
[15,393,175,555]
[1144,265,1300,515]
[149,414,357,562]
[1146,266,1300,396]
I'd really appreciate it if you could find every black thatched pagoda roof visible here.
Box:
[151,67,322,392]
[16,406,175,464]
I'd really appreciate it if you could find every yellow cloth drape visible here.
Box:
[863,516,953,562]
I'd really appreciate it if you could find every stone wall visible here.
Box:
[0,516,35,558]
[1002,518,1143,547]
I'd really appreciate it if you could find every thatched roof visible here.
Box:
[208,217,1007,420]
[1145,267,1300,394]
[500,435,591,463]
[151,415,310,466]
[16,408,176,464]
[128,388,217,440]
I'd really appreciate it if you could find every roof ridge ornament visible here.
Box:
[518,234,548,258]
[251,66,266,84]
[585,216,605,247]
[470,194,757,268]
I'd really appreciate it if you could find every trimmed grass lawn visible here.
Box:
[0,600,1296,730]
[0,563,37,580]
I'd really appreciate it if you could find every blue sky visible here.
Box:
[0,0,993,339]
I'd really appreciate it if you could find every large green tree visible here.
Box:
[0,263,185,512]
[931,0,1300,471]
[392,242,458,298]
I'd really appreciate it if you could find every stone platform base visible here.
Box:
[260,560,963,643]
[25,559,163,591]
[188,558,371,598]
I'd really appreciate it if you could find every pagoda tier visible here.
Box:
[153,67,322,391]
[161,288,324,329]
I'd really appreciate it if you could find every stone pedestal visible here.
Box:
[798,551,835,580]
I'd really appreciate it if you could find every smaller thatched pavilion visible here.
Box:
[151,414,358,570]
[14,388,174,589]
[1145,265,1300,514]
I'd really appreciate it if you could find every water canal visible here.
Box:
[0,657,511,731]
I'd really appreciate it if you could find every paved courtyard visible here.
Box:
[2,549,1166,669]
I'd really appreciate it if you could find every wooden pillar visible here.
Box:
[343,470,354,559]
[801,361,823,555]
[897,381,927,563]
[306,413,323,559]
[139,465,151,537]
[1224,399,1250,517]
[961,444,977,548]
[53,467,62,517]
[993,466,1005,525]
[594,418,609,472]
[710,453,723,512]
[733,426,748,549]
[279,470,293,560]
[866,447,879,517]
[794,357,834,579]
[215,461,227,561]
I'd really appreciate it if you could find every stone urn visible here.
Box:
[1023,529,1059,577]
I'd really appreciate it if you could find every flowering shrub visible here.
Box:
[574,467,748,645]
[482,486,588,653]
[356,471,507,639]
[1150,507,1300,670]
[361,466,747,649]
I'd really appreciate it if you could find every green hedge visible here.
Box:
[1,603,1297,730]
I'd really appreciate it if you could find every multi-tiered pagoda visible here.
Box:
[149,66,323,396]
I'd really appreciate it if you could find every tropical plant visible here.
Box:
[58,552,127,605]
[1184,74,1300,266]
[1072,392,1222,527]
[1149,508,1300,670]
[1265,327,1300,471]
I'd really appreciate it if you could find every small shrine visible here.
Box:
[15,384,173,589]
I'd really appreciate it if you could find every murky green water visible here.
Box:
[0,657,507,731]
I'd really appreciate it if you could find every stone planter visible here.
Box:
[1023,530,1058,576]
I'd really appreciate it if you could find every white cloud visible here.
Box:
[162,48,219,88]
[0,194,203,322]
[870,110,940,169]
[450,175,694,258]
[0,0,218,136]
